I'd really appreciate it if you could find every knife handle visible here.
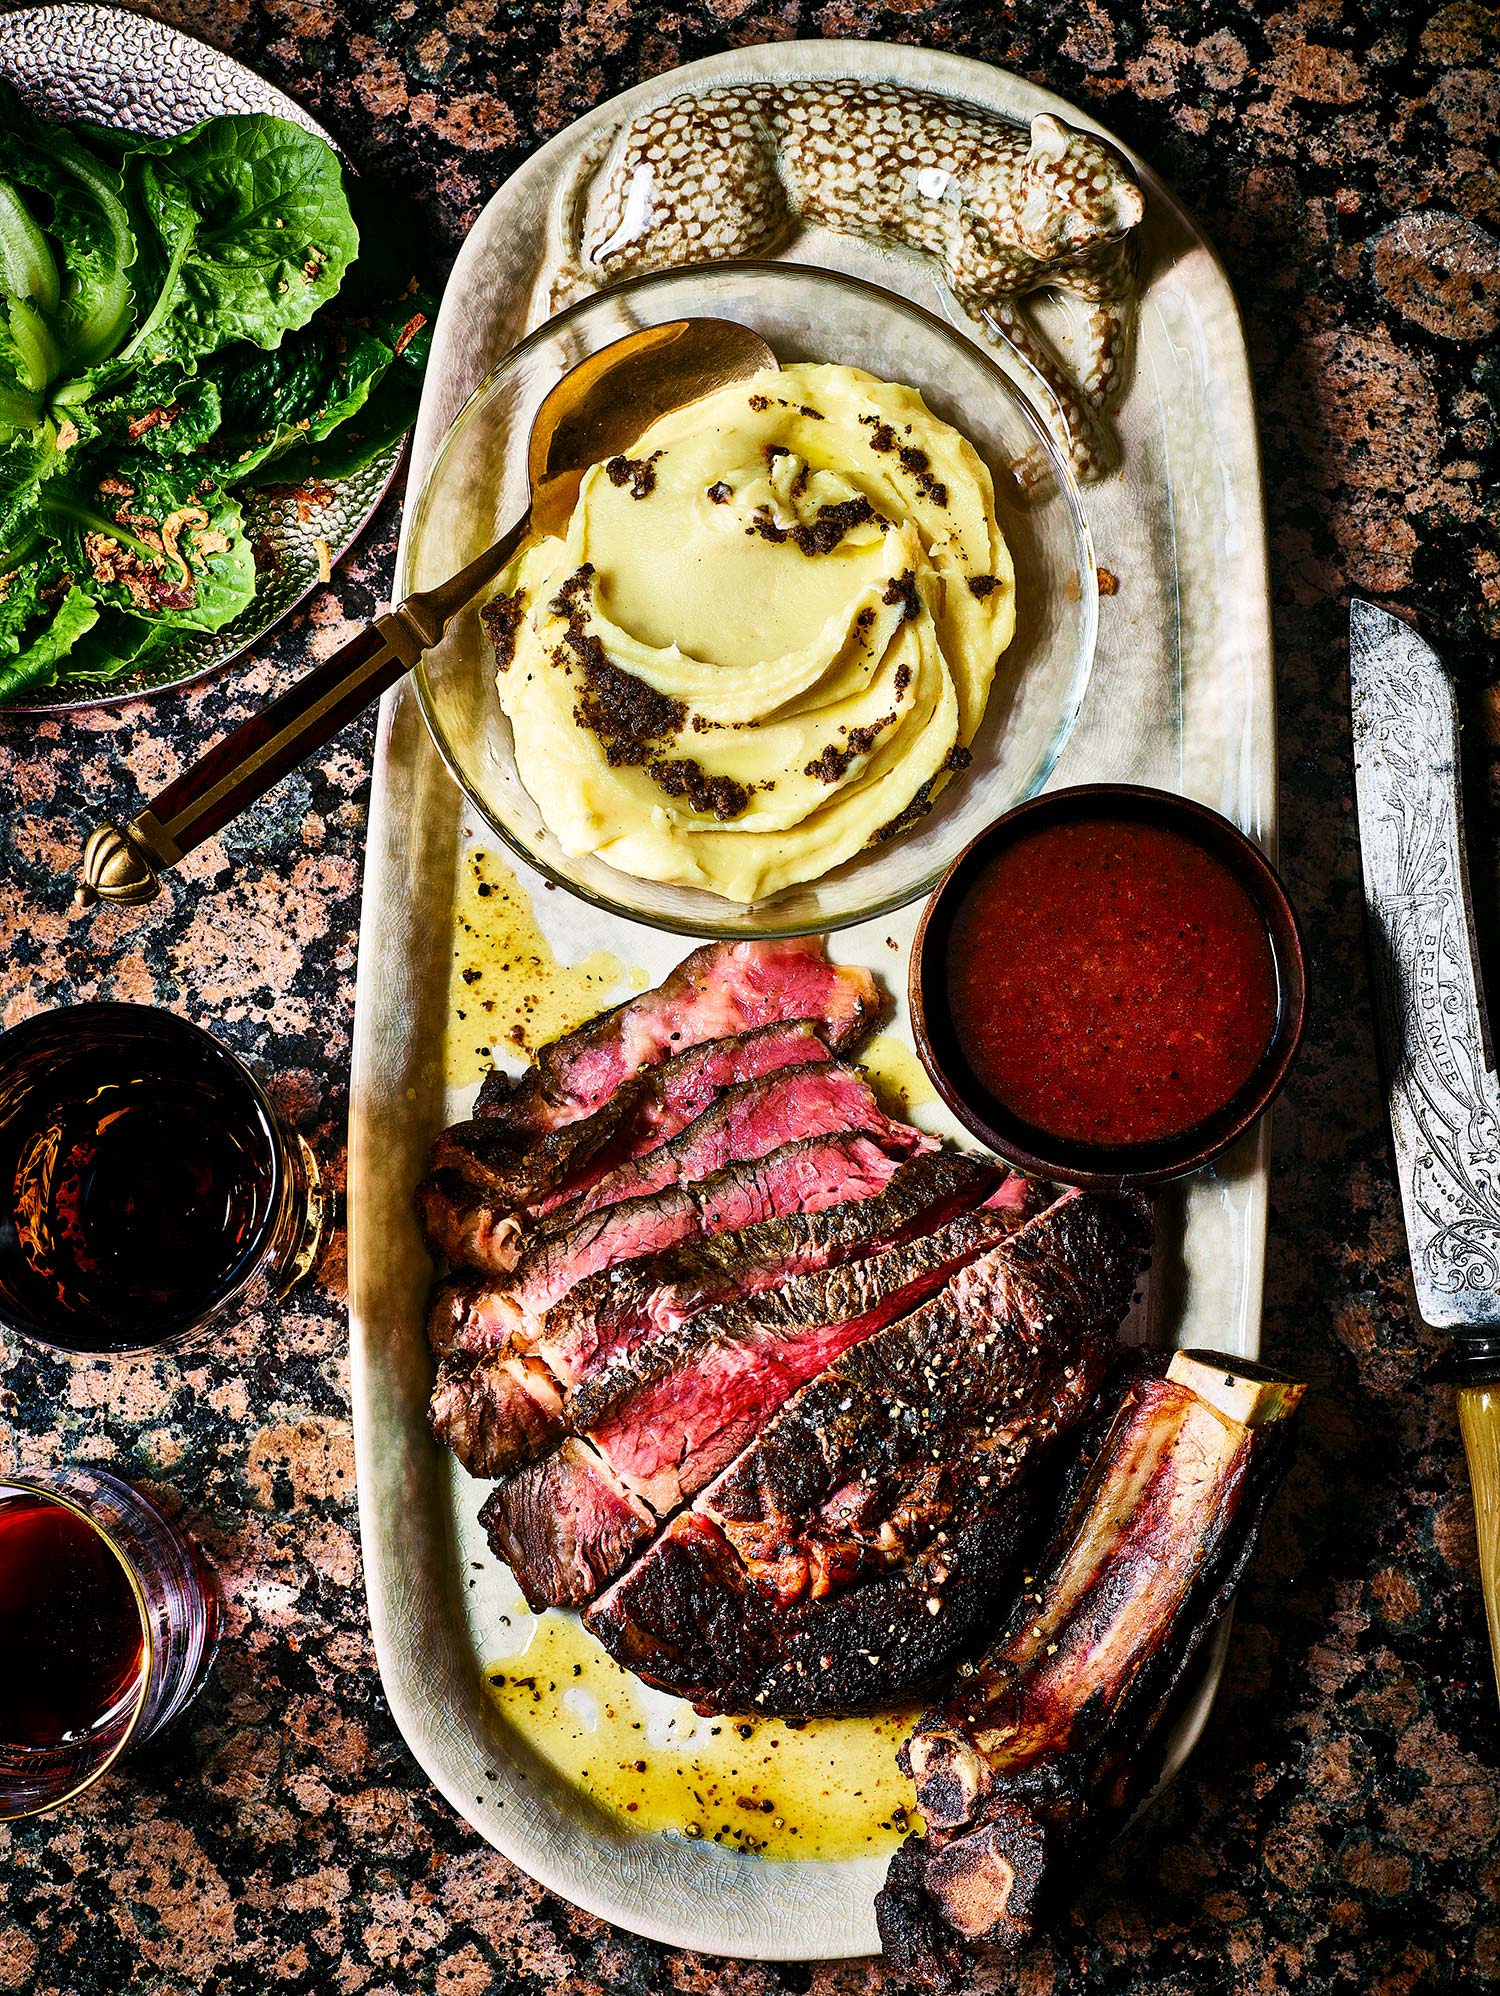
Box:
[1457,1383,1500,1704]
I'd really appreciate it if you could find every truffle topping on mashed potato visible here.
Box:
[484,362,1015,903]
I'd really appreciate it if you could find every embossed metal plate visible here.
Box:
[1351,597,1500,1329]
[0,2,403,713]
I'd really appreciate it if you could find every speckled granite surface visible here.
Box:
[2,2,1499,1991]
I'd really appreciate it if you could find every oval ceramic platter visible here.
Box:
[348,42,1273,1960]
[0,3,404,712]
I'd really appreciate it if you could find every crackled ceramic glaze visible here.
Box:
[548,81,1144,482]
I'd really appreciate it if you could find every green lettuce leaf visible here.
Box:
[204,309,412,477]
[240,293,431,485]
[60,605,176,683]
[0,581,98,701]
[42,454,255,632]
[0,174,59,311]
[0,432,48,555]
[115,114,357,369]
[0,545,53,656]
[85,367,223,455]
[0,304,44,440]
[0,90,138,423]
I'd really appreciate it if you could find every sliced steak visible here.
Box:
[430,1130,913,1473]
[430,1352,565,1478]
[478,1441,655,1611]
[480,1200,1040,1603]
[565,1062,930,1220]
[539,1151,1015,1390]
[584,1191,1152,1715]
[426,1021,834,1243]
[418,1169,528,1276]
[474,938,880,1136]
[423,1061,927,1279]
[577,1201,1042,1509]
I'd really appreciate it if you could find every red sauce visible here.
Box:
[946,817,1280,1147]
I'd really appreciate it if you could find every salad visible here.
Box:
[0,86,432,703]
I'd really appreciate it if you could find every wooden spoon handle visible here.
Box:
[1457,1381,1500,1705]
[155,620,406,853]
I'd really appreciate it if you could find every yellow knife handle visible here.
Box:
[1457,1382,1500,1704]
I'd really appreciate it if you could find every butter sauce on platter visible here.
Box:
[349,38,1284,1964]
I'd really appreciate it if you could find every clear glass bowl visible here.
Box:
[402,262,1097,939]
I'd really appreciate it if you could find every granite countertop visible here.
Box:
[3,2,1499,1991]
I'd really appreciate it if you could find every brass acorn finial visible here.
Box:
[75,823,162,908]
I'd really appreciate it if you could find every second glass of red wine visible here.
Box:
[0,1467,220,1820]
[0,1003,325,1355]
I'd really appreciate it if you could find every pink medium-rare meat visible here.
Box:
[537,1151,1014,1390]
[434,1129,917,1359]
[583,1192,1153,1715]
[578,1201,1043,1516]
[565,1063,932,1220]
[473,938,881,1137]
[527,1019,834,1218]
[477,1201,1041,1604]
[425,1021,835,1247]
[422,1061,928,1281]
[428,1131,915,1477]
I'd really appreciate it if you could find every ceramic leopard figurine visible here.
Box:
[545,80,1146,483]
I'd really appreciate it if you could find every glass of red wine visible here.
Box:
[0,1467,220,1819]
[0,1003,325,1355]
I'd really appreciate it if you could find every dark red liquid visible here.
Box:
[947,817,1280,1147]
[0,1024,278,1352]
[0,1491,146,1750]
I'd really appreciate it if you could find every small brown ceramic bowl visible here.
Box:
[909,784,1308,1191]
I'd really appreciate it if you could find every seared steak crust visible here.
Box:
[428,1131,915,1477]
[876,1352,1303,1985]
[558,1061,929,1220]
[421,1060,924,1278]
[427,1020,833,1238]
[478,1441,654,1611]
[570,1198,1037,1439]
[542,1151,1012,1391]
[477,1196,1045,1608]
[583,1191,1151,1714]
[473,938,879,1136]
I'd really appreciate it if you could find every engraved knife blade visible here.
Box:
[1350,598,1500,1332]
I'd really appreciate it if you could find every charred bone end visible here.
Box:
[876,1809,1048,1989]
[880,1349,1306,1983]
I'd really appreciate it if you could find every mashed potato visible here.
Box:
[486,362,1015,903]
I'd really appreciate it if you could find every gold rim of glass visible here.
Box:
[0,1478,153,1822]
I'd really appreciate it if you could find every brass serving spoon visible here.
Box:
[76,317,779,906]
